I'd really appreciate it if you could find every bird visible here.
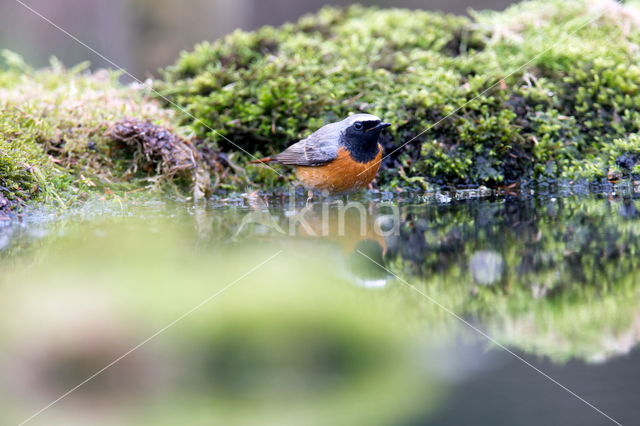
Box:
[250,114,391,195]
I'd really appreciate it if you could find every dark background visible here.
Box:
[1,0,514,76]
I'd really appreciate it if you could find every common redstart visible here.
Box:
[250,114,391,194]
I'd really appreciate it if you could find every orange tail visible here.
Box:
[249,156,273,164]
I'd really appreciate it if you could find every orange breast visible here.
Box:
[294,145,382,194]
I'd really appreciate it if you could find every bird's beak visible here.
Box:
[367,122,392,132]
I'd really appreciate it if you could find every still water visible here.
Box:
[1,186,639,425]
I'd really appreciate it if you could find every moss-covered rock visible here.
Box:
[158,0,640,189]
[0,109,69,211]
[0,51,215,213]
[3,0,640,208]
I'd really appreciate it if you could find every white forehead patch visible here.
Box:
[343,113,381,125]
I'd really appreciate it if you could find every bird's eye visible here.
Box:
[354,122,363,130]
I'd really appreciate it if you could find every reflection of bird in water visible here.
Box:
[294,203,387,253]
[294,204,391,288]
[348,239,389,288]
[229,195,393,287]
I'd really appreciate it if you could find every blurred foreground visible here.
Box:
[1,203,440,426]
[2,188,640,424]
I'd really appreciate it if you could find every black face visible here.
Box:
[342,120,391,163]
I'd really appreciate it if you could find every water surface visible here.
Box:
[1,187,639,425]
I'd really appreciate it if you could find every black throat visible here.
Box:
[341,130,381,163]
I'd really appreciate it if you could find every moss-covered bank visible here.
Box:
[0,52,223,214]
[3,0,640,212]
[159,0,640,189]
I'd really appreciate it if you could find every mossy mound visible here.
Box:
[0,51,217,213]
[159,0,640,189]
[0,109,68,211]
[3,0,640,208]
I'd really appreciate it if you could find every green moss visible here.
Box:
[0,109,68,210]
[158,0,640,188]
[3,0,640,206]
[0,51,204,211]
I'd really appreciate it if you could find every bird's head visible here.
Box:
[340,114,391,163]
[342,114,391,140]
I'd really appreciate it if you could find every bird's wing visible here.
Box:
[274,123,341,166]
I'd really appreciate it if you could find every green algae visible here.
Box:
[158,0,640,189]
